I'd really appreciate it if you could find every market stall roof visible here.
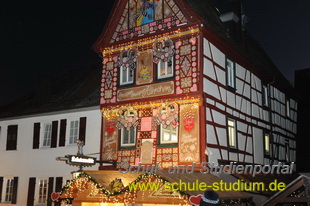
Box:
[60,170,251,203]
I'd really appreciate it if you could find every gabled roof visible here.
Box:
[93,0,296,96]
[0,62,102,119]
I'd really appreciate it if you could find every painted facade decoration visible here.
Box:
[60,0,299,205]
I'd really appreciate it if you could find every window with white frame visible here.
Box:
[227,118,237,149]
[160,125,178,144]
[42,123,52,147]
[38,179,48,204]
[264,133,270,155]
[226,58,235,88]
[120,66,134,85]
[120,127,136,147]
[262,85,269,107]
[157,58,174,79]
[69,120,79,144]
[5,178,14,202]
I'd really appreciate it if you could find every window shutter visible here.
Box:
[27,177,36,206]
[0,177,3,202]
[51,121,58,148]
[79,117,87,144]
[47,177,54,206]
[11,176,18,204]
[33,123,40,149]
[54,177,63,206]
[59,119,67,147]
[7,125,18,150]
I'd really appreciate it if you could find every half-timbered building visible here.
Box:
[59,0,298,205]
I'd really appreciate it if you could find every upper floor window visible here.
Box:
[286,98,290,118]
[157,58,174,80]
[6,125,18,150]
[69,120,79,145]
[42,123,52,147]
[118,48,137,86]
[5,178,14,202]
[159,124,178,144]
[120,127,136,147]
[285,142,290,162]
[3,177,18,203]
[153,38,175,81]
[262,85,269,107]
[227,118,237,149]
[264,132,270,155]
[38,179,48,204]
[226,58,236,89]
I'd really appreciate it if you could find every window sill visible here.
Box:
[157,143,178,148]
[228,147,238,153]
[226,85,236,92]
[118,83,134,89]
[119,146,136,150]
[155,76,175,83]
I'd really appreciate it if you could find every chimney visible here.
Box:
[219,0,248,44]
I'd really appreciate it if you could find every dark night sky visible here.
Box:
[1,0,310,106]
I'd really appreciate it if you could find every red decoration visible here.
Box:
[189,194,202,205]
[51,192,60,201]
[107,122,115,134]
[184,118,194,131]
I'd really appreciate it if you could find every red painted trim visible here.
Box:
[93,0,203,53]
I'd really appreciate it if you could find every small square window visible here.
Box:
[226,58,236,89]
[120,127,136,147]
[69,120,79,145]
[227,118,237,149]
[160,125,178,144]
[157,58,174,80]
[120,66,134,86]
[42,123,52,147]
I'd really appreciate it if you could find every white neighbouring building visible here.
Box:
[0,64,102,206]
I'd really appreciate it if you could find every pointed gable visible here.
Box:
[93,0,203,52]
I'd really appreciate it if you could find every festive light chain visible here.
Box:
[103,26,200,55]
[101,96,201,118]
[59,172,252,205]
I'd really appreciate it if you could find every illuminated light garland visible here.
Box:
[103,27,200,56]
[101,96,202,119]
[59,172,253,205]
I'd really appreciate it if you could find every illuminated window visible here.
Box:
[264,133,270,155]
[160,125,178,144]
[38,179,48,204]
[69,120,79,144]
[5,178,14,202]
[120,66,134,85]
[226,58,235,89]
[120,127,136,147]
[157,58,174,80]
[227,118,237,149]
[42,123,52,147]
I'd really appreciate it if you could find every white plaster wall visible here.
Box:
[0,106,101,205]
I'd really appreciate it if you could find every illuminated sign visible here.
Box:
[66,155,96,167]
